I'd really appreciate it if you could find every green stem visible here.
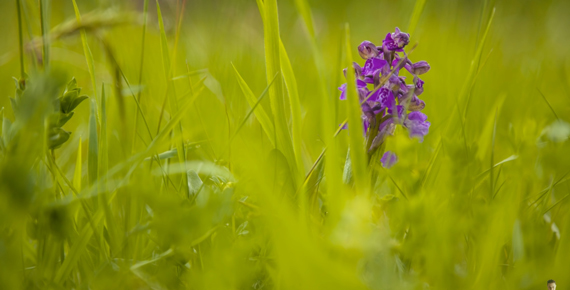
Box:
[39,0,49,68]
[16,0,25,84]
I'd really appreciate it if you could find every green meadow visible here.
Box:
[1,0,569,289]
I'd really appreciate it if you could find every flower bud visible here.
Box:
[411,61,430,75]
[391,27,410,49]
[358,41,379,59]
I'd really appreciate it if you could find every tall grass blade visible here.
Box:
[407,0,427,36]
[256,0,299,183]
[71,0,98,100]
[73,137,82,191]
[88,99,98,186]
[157,0,190,197]
[344,24,368,194]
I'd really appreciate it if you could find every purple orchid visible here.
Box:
[358,41,379,59]
[381,151,398,168]
[403,111,431,143]
[338,27,431,154]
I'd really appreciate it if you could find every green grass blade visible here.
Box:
[71,0,98,100]
[231,72,279,143]
[279,40,305,181]
[292,0,343,203]
[256,0,299,182]
[88,99,98,186]
[53,210,103,284]
[537,88,560,120]
[157,0,190,197]
[39,0,49,68]
[73,137,82,191]
[407,0,427,36]
[231,63,275,146]
[16,0,25,82]
[293,0,315,39]
[132,0,150,153]
[458,8,495,123]
[98,84,108,188]
[344,24,368,194]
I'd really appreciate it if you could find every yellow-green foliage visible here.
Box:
[0,0,569,289]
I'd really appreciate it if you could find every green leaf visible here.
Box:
[68,95,88,113]
[66,77,78,91]
[48,127,71,149]
[57,111,74,127]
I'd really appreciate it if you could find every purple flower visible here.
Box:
[382,27,410,52]
[381,151,398,168]
[339,79,367,100]
[339,27,431,152]
[410,61,430,75]
[358,41,379,59]
[362,58,388,77]
[403,111,431,142]
[413,76,424,95]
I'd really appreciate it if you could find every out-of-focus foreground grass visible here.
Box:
[1,0,570,289]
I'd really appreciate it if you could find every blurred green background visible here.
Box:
[1,0,570,289]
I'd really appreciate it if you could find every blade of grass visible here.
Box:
[16,0,25,82]
[157,0,190,197]
[53,210,104,284]
[132,0,149,153]
[279,40,305,181]
[457,8,496,123]
[407,0,427,36]
[291,0,343,206]
[543,193,570,215]
[231,63,275,146]
[344,24,369,194]
[39,0,49,68]
[420,139,442,189]
[230,72,279,144]
[537,88,560,120]
[256,0,299,184]
[71,0,98,101]
[98,84,108,191]
[73,137,82,191]
[490,108,497,200]
[88,99,98,186]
